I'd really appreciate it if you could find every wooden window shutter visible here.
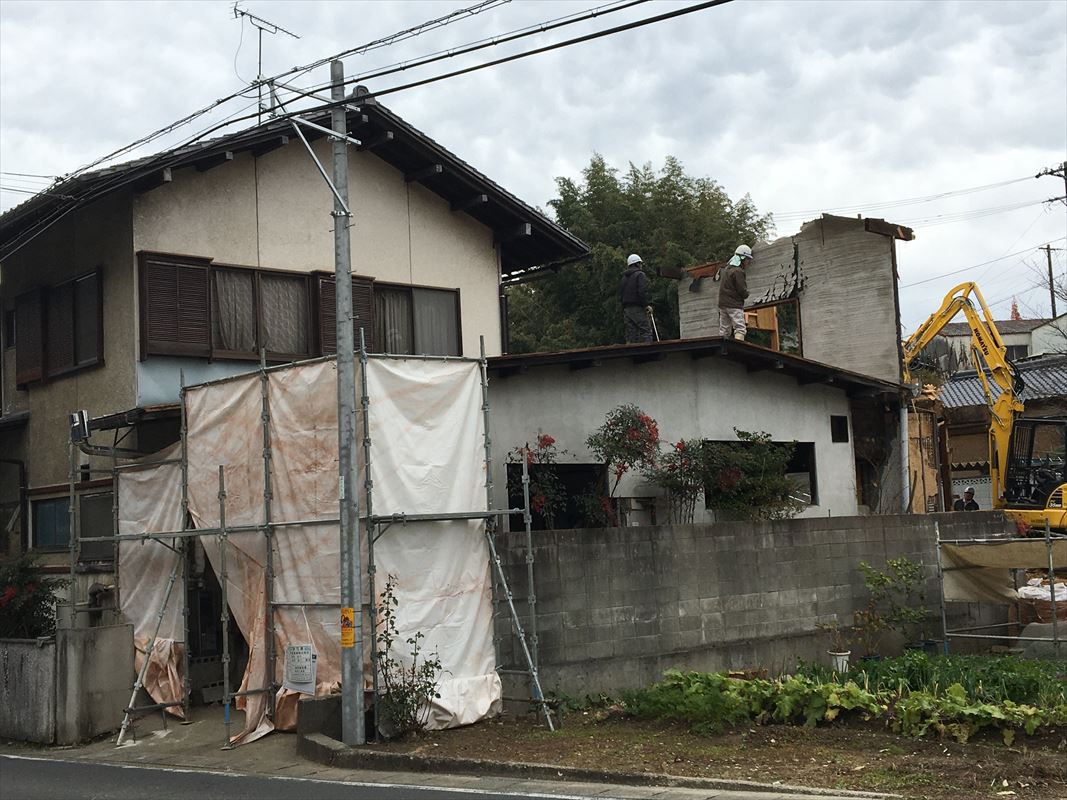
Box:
[315,274,337,355]
[139,253,211,357]
[14,288,44,386]
[352,277,376,353]
[315,274,376,355]
[46,282,75,375]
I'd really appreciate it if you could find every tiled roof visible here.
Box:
[940,319,1049,336]
[939,355,1067,408]
[0,97,589,277]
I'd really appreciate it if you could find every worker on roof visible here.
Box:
[718,244,752,340]
[953,487,979,511]
[620,253,653,344]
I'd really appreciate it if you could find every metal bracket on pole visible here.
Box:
[291,116,362,148]
[288,119,351,216]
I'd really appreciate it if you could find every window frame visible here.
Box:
[13,268,103,387]
[373,280,463,357]
[30,494,71,552]
[139,252,315,363]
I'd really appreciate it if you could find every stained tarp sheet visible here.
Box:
[941,539,1067,604]
[117,445,185,718]
[177,357,499,745]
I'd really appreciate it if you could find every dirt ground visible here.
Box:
[371,710,1067,800]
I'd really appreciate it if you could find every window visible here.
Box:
[78,492,114,562]
[745,299,801,355]
[830,415,850,443]
[13,271,102,386]
[374,284,461,356]
[506,462,608,531]
[139,252,314,361]
[786,443,818,505]
[32,497,70,549]
[1005,344,1029,362]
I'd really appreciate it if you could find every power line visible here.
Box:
[899,238,1067,289]
[895,196,1066,227]
[1,0,724,260]
[0,171,57,180]
[0,185,76,200]
[770,176,1035,220]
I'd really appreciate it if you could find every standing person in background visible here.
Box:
[717,244,753,339]
[620,253,653,343]
[953,487,979,511]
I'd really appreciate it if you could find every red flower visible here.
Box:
[674,441,685,451]
[526,450,534,465]
[536,434,555,449]
[531,493,545,513]
[0,585,17,609]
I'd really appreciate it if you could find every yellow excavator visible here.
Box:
[902,281,1067,533]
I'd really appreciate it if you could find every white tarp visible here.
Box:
[172,356,500,744]
[941,539,1067,604]
[116,445,185,718]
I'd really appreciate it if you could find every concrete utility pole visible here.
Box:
[1041,244,1061,319]
[331,59,365,747]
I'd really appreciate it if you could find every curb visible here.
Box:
[297,732,900,799]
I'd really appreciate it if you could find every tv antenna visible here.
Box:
[233,3,300,123]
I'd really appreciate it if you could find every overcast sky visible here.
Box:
[1,0,1065,331]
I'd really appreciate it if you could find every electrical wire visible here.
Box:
[1,0,721,261]
[769,176,1036,220]
[895,197,1066,227]
[0,185,76,200]
[899,238,1067,289]
[0,171,57,180]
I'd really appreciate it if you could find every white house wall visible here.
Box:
[488,354,859,522]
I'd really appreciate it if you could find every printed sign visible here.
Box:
[340,607,355,648]
[283,644,317,694]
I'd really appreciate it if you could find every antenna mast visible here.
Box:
[233,3,300,124]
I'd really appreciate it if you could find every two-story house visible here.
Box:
[0,95,588,572]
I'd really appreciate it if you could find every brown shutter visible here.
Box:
[139,253,211,357]
[352,276,376,353]
[46,282,75,375]
[14,288,44,386]
[315,274,337,355]
[315,273,376,355]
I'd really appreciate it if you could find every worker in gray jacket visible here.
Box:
[620,253,653,343]
[718,244,753,339]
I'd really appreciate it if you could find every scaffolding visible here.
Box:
[68,340,553,748]
[936,520,1065,655]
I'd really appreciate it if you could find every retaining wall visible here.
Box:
[496,512,1012,696]
[0,624,134,744]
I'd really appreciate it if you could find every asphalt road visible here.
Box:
[0,756,602,800]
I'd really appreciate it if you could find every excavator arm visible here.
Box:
[901,282,1026,511]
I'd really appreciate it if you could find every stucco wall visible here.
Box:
[131,140,502,365]
[496,512,1012,696]
[0,192,137,487]
[489,352,859,521]
[679,217,903,385]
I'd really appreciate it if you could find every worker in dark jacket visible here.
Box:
[718,244,752,339]
[620,253,653,343]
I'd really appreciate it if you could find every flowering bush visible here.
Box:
[508,433,567,529]
[0,554,68,639]
[585,405,660,497]
[701,429,804,521]
[641,439,706,523]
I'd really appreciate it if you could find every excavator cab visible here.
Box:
[1002,417,1067,529]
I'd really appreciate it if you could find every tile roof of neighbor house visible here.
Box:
[0,94,589,279]
[940,319,1050,336]
[488,336,903,399]
[938,354,1067,408]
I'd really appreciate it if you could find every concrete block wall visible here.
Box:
[0,624,133,744]
[496,512,1013,696]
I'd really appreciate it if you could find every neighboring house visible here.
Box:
[938,354,1067,503]
[0,97,588,571]
[675,214,915,514]
[939,318,1049,371]
[1030,314,1067,357]
[488,338,901,526]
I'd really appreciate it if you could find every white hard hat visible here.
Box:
[965,486,975,494]
[626,253,643,266]
[734,244,753,259]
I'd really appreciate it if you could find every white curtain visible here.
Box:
[260,274,309,356]
[413,288,459,356]
[375,287,413,354]
[213,269,256,353]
